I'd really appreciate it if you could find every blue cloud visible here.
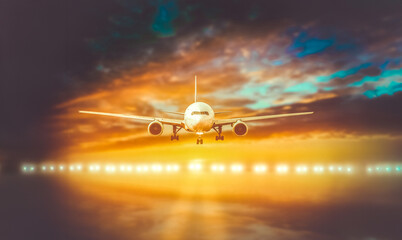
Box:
[247,100,271,110]
[261,58,285,66]
[349,68,401,87]
[363,81,402,99]
[317,63,372,82]
[239,83,270,97]
[272,60,283,66]
[323,86,334,91]
[238,83,272,110]
[151,0,179,37]
[284,82,318,94]
[288,31,335,57]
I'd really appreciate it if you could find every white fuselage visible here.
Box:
[184,102,214,133]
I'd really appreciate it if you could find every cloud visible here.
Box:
[1,0,401,167]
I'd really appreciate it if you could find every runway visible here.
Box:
[1,168,401,240]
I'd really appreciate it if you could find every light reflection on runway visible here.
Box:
[2,162,402,240]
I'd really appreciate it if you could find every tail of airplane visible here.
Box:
[194,75,197,102]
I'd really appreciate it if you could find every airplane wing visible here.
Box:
[79,110,184,126]
[213,111,314,126]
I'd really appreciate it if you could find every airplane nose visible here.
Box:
[193,118,211,131]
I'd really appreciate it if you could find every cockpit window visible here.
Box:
[191,111,209,116]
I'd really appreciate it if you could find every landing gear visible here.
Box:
[213,126,224,141]
[196,138,203,144]
[171,126,182,141]
[215,135,224,141]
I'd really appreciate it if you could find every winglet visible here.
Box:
[194,75,197,102]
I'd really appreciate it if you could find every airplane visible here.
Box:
[79,76,313,144]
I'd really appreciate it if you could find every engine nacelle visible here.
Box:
[233,121,248,136]
[148,121,163,136]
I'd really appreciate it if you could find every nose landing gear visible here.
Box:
[213,126,224,141]
[196,138,203,144]
[196,132,204,144]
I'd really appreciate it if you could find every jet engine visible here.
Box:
[233,121,248,136]
[148,121,163,136]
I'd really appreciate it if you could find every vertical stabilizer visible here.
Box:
[194,75,197,102]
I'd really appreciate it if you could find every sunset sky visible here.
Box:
[1,0,401,165]
[1,1,402,240]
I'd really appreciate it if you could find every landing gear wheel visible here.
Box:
[221,136,224,140]
[215,135,224,141]
[196,138,203,144]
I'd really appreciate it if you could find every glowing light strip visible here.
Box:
[18,163,402,175]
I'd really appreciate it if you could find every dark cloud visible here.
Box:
[252,91,402,137]
[359,66,382,77]
[0,0,123,168]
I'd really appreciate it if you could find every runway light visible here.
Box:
[151,164,163,172]
[276,165,288,174]
[211,164,225,172]
[253,164,267,173]
[166,165,172,172]
[18,162,400,177]
[313,165,324,173]
[105,165,116,173]
[136,165,149,173]
[89,164,101,172]
[188,163,202,171]
[295,165,308,174]
[21,164,36,173]
[230,164,243,173]
[173,164,180,171]
[166,164,180,172]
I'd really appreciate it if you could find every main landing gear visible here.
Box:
[171,126,182,141]
[213,126,224,141]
